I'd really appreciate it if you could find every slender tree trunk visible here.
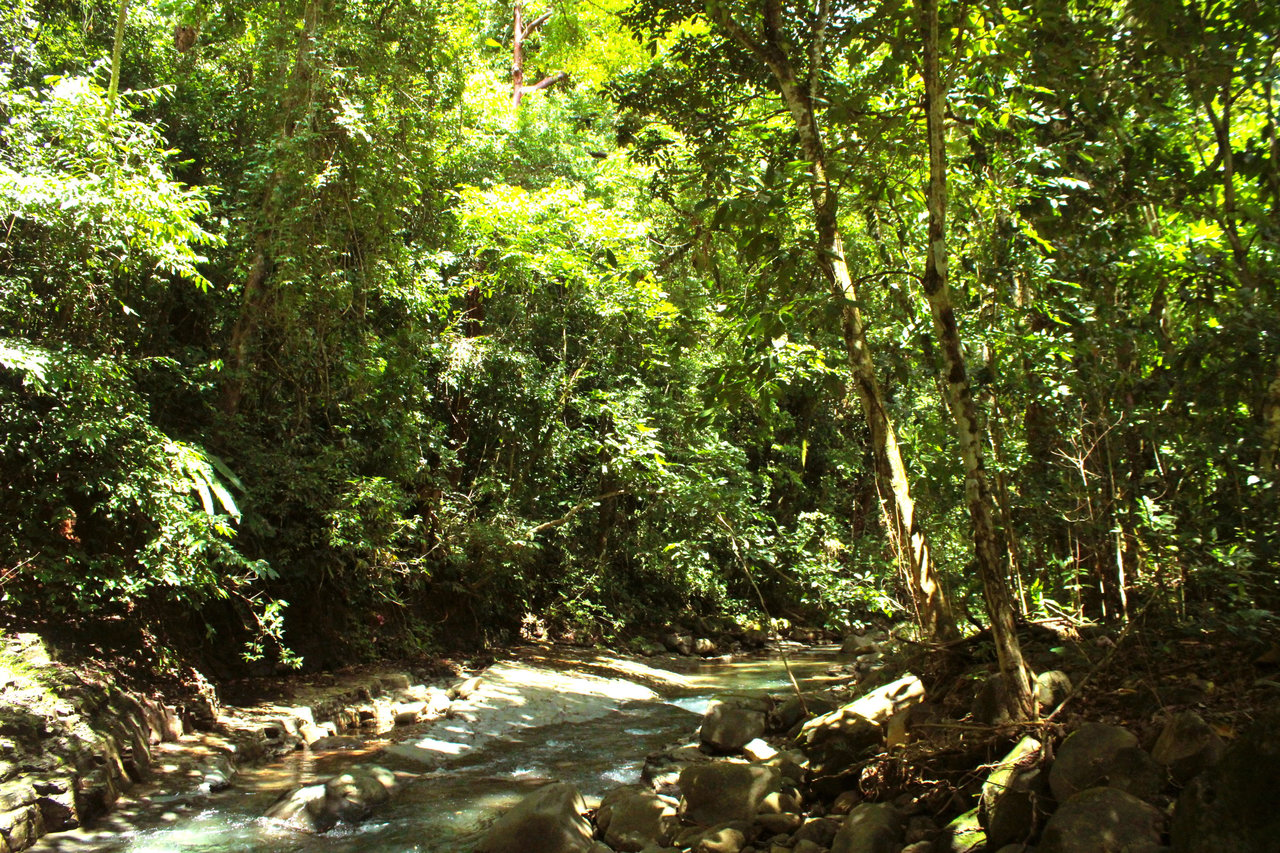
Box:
[709,0,958,643]
[511,3,565,108]
[917,0,1033,714]
[221,0,321,416]
[107,0,130,115]
[1262,361,1280,471]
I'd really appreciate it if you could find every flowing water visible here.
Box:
[37,647,841,853]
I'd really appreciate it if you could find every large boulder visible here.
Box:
[678,762,780,826]
[1152,710,1225,785]
[796,675,924,777]
[980,736,1048,848]
[475,782,595,853]
[830,802,903,853]
[1039,787,1164,853]
[595,785,677,852]
[1170,710,1280,852]
[1049,722,1162,803]
[701,697,769,754]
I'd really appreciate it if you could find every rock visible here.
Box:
[980,735,1048,848]
[643,745,712,795]
[1170,710,1280,852]
[796,712,881,778]
[938,807,986,853]
[475,781,594,853]
[1049,722,1162,803]
[0,803,44,851]
[679,823,747,853]
[793,816,840,847]
[450,676,482,700]
[769,695,834,734]
[596,786,677,852]
[1035,670,1073,713]
[694,638,718,656]
[264,765,398,833]
[323,765,397,823]
[1039,787,1164,853]
[840,634,880,657]
[678,763,781,826]
[742,738,777,762]
[792,841,826,853]
[796,675,924,774]
[264,783,331,832]
[663,633,695,656]
[702,698,769,754]
[830,802,903,853]
[754,811,802,835]
[1152,710,1225,785]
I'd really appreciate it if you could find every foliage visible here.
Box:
[1,0,1277,671]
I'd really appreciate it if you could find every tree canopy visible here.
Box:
[1,0,1276,693]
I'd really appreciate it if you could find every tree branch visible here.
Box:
[528,490,628,536]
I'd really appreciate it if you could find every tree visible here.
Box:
[916,0,1033,716]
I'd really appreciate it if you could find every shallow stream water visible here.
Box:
[38,647,841,852]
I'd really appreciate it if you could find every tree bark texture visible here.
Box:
[708,0,958,643]
[512,3,564,107]
[917,0,1034,716]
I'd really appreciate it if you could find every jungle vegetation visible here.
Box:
[1,0,1277,716]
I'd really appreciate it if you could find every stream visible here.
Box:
[36,647,843,852]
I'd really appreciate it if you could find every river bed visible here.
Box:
[34,646,842,852]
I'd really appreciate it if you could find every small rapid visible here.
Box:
[37,647,841,853]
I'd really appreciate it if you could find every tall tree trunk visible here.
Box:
[221,0,322,416]
[917,0,1033,714]
[709,0,958,643]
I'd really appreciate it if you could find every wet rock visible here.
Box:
[1049,722,1162,803]
[264,765,397,832]
[980,735,1048,848]
[264,783,331,832]
[323,765,397,823]
[830,802,903,853]
[1152,710,1225,785]
[1035,671,1072,713]
[678,763,781,826]
[701,698,768,755]
[1170,710,1280,852]
[595,785,677,852]
[1039,787,1164,853]
[476,781,595,853]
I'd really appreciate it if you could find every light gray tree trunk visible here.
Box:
[917,0,1034,716]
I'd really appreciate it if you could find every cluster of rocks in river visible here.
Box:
[471,633,1280,853]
